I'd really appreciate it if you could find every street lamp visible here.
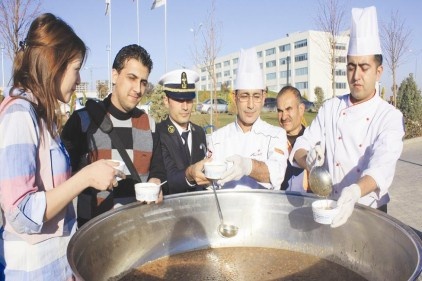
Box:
[409,49,422,85]
[190,23,203,105]
[0,42,4,89]
[286,51,291,86]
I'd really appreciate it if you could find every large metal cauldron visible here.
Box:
[68,190,422,281]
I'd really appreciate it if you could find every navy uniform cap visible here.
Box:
[158,69,199,100]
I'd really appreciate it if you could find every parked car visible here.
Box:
[196,99,228,114]
[302,100,317,112]
[138,101,152,114]
[262,97,277,112]
[74,97,101,111]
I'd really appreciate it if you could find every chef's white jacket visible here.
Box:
[210,118,288,189]
[290,93,404,207]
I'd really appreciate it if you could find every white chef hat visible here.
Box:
[234,48,265,90]
[159,69,199,100]
[348,6,382,56]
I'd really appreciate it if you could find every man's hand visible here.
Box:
[306,144,324,171]
[331,184,361,228]
[218,155,252,186]
[186,158,210,186]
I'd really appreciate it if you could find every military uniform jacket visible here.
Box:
[156,117,207,194]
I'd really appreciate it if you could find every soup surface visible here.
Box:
[111,247,367,281]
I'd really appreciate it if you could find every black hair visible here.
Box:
[112,44,153,73]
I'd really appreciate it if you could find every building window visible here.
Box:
[294,39,307,49]
[232,58,238,64]
[279,56,291,65]
[201,76,206,81]
[215,62,221,69]
[335,56,346,63]
[224,70,231,77]
[266,72,276,80]
[216,72,222,78]
[266,60,276,68]
[336,82,347,89]
[257,51,263,58]
[217,82,222,88]
[279,44,291,52]
[295,82,308,89]
[224,60,230,67]
[201,67,206,72]
[295,53,308,62]
[233,69,237,75]
[335,69,346,76]
[335,44,347,50]
[265,47,276,56]
[201,85,206,90]
[295,67,308,76]
[280,70,291,78]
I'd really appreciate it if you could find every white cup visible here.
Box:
[311,199,339,225]
[112,160,126,181]
[135,182,160,202]
[204,161,227,180]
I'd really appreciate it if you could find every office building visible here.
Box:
[196,30,350,101]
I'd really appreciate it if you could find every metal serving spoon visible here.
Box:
[211,180,239,238]
[309,166,333,197]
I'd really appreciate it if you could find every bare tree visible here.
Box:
[380,10,412,108]
[0,0,41,60]
[315,0,347,98]
[190,0,221,129]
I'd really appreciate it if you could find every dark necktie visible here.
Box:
[181,131,191,162]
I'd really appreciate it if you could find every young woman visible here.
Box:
[0,13,124,280]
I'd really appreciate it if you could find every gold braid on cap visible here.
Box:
[162,86,195,92]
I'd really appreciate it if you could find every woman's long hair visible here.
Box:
[12,13,87,136]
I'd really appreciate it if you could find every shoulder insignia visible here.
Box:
[168,125,175,134]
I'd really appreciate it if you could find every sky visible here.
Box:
[1,0,422,95]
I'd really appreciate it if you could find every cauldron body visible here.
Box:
[68,190,422,281]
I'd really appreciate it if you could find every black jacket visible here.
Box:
[156,117,207,195]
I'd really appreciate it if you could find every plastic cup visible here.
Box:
[204,161,227,180]
[112,160,126,181]
[135,182,160,202]
[311,199,339,225]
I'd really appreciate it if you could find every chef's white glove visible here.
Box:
[217,155,252,186]
[331,184,361,228]
[306,144,324,170]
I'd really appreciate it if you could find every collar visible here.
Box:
[104,94,136,120]
[234,116,263,133]
[169,116,191,135]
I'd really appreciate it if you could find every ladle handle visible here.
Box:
[212,180,224,224]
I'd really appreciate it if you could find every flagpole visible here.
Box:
[105,0,112,93]
[164,1,167,72]
[136,0,140,45]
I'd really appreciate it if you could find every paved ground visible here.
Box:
[388,136,422,238]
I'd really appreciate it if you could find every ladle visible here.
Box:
[309,166,333,197]
[211,180,239,238]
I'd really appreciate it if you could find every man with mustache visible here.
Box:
[276,85,309,192]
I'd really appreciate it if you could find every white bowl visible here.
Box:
[311,199,339,225]
[135,182,160,202]
[204,161,227,180]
